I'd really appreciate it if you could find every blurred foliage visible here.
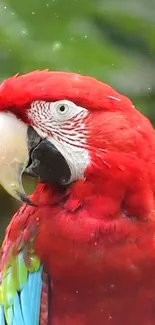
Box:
[0,0,155,242]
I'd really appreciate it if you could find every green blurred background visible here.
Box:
[0,0,155,243]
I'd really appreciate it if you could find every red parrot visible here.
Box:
[0,70,155,325]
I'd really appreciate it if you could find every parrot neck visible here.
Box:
[32,181,155,325]
[29,147,155,325]
[32,155,155,267]
[32,157,155,224]
[32,179,121,221]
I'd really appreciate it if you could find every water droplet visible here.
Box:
[4,6,7,10]
[84,35,88,39]
[54,12,59,18]
[90,232,95,238]
[52,41,62,52]
[20,29,28,36]
[32,11,35,15]
[110,284,115,288]
[46,3,49,7]
[60,177,67,184]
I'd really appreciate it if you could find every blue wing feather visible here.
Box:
[0,305,5,325]
[20,279,32,325]
[0,252,44,325]
[28,266,43,325]
[13,293,25,325]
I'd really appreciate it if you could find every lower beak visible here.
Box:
[26,139,71,186]
[0,112,71,204]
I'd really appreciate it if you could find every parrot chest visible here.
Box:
[49,260,155,325]
[32,202,155,325]
[38,234,155,325]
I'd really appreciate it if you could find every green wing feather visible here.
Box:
[0,235,44,325]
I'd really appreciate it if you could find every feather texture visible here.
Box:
[1,71,155,325]
[0,236,44,325]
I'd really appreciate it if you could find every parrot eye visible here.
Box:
[53,100,77,121]
[28,99,89,183]
[29,100,88,125]
[56,103,69,115]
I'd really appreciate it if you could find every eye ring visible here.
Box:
[56,104,69,115]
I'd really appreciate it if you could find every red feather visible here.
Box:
[3,180,155,325]
[1,71,155,324]
[0,70,132,115]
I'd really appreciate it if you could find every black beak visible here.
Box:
[26,126,71,186]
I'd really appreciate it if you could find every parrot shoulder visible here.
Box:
[0,204,49,325]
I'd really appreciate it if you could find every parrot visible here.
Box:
[0,70,155,325]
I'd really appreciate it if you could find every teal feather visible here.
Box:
[20,280,32,325]
[28,265,43,325]
[0,305,5,325]
[13,293,24,325]
[0,249,44,325]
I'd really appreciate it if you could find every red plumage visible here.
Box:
[0,70,132,113]
[1,70,155,325]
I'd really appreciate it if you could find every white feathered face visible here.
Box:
[0,70,126,204]
[28,99,90,183]
[0,98,91,204]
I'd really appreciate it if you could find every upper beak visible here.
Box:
[0,112,39,204]
[0,112,71,205]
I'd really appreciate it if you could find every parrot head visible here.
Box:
[0,70,155,221]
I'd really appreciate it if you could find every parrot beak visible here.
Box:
[0,112,71,205]
[0,112,40,205]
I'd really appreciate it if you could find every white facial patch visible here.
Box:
[28,100,90,182]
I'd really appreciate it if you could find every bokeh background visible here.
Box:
[0,0,155,243]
